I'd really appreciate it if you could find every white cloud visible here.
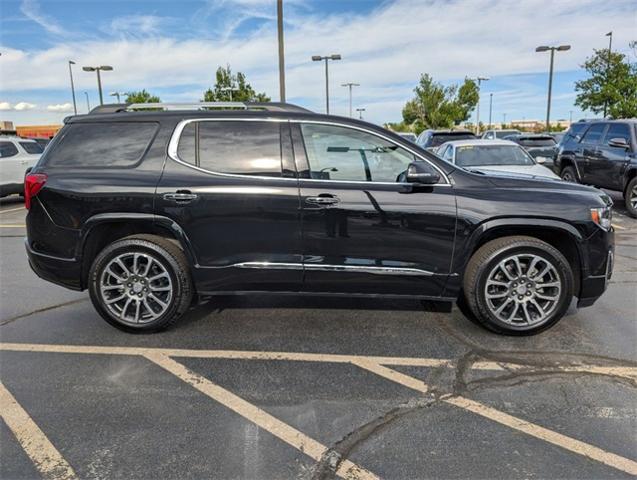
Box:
[110,15,165,37]
[3,0,636,122]
[0,102,12,110]
[20,0,67,36]
[46,103,73,112]
[13,102,36,111]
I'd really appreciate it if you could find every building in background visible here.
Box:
[15,124,63,139]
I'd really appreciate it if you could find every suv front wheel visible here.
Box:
[625,176,637,218]
[463,236,573,335]
[88,235,193,332]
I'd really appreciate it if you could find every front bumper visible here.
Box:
[25,238,82,291]
[577,229,614,308]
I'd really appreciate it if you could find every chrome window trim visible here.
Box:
[166,117,451,186]
[234,261,435,276]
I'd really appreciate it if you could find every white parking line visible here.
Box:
[145,353,379,480]
[0,382,77,480]
[0,206,25,214]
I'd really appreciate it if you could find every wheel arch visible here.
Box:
[559,155,582,180]
[623,166,637,194]
[78,213,197,289]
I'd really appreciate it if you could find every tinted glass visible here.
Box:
[198,121,281,177]
[47,122,157,167]
[0,142,18,158]
[430,133,476,147]
[518,138,556,147]
[301,123,416,182]
[19,141,44,154]
[495,130,520,139]
[581,123,606,144]
[603,123,631,146]
[177,123,196,164]
[455,145,534,167]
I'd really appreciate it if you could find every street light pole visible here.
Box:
[341,82,360,117]
[488,93,493,130]
[82,65,113,105]
[536,45,570,132]
[356,108,365,119]
[68,60,77,115]
[503,113,507,126]
[474,76,489,135]
[84,92,90,112]
[277,0,286,102]
[312,54,341,114]
[604,31,613,117]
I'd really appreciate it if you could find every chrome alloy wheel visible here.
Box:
[99,252,173,324]
[631,184,637,210]
[484,253,562,326]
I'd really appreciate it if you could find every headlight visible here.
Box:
[590,206,612,231]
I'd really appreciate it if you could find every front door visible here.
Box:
[155,119,302,294]
[591,123,633,190]
[292,122,457,298]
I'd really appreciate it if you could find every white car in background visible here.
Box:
[435,139,560,179]
[0,135,44,197]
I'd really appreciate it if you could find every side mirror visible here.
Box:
[405,162,440,184]
[535,156,546,164]
[608,137,629,149]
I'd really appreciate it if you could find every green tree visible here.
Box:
[401,74,479,133]
[203,65,270,102]
[574,48,637,118]
[125,89,161,103]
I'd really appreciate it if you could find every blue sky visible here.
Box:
[0,0,635,126]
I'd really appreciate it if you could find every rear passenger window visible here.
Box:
[581,124,606,145]
[603,123,631,146]
[176,121,282,177]
[47,122,158,167]
[0,142,18,158]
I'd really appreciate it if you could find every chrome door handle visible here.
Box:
[306,196,340,205]
[163,191,198,203]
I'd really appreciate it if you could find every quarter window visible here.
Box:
[19,141,44,154]
[0,142,18,158]
[581,123,606,145]
[46,122,158,167]
[177,121,282,177]
[300,124,416,183]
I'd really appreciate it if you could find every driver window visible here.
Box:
[300,123,416,182]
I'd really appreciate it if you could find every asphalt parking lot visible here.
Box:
[1,191,636,480]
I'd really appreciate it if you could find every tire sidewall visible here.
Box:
[473,243,573,335]
[561,166,578,183]
[89,239,184,332]
[625,177,637,218]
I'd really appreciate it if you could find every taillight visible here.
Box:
[24,173,47,210]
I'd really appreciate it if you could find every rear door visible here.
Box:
[155,119,303,294]
[592,123,633,190]
[579,123,607,184]
[292,121,457,298]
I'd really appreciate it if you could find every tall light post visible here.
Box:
[110,91,127,103]
[312,54,341,114]
[356,107,365,119]
[488,93,493,130]
[536,45,570,132]
[341,82,360,117]
[84,92,90,112]
[502,113,507,126]
[604,31,613,117]
[473,76,489,135]
[82,65,113,105]
[68,60,77,115]
[277,0,286,102]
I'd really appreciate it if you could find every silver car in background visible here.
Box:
[434,139,560,179]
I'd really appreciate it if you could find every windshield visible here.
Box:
[19,141,44,154]
[456,144,535,167]
[495,130,520,139]
[430,133,475,147]
[518,138,556,147]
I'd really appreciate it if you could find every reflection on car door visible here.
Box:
[156,119,303,294]
[579,123,607,184]
[591,123,633,190]
[292,122,457,298]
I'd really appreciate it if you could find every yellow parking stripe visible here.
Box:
[144,353,379,480]
[0,382,77,480]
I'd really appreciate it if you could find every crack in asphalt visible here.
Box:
[0,298,88,326]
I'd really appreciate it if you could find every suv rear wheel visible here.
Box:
[625,176,637,218]
[88,235,193,332]
[463,236,573,335]
[560,165,578,183]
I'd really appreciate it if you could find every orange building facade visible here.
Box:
[15,125,63,139]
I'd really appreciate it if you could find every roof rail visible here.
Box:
[89,102,313,114]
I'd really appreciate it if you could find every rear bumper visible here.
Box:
[25,239,82,291]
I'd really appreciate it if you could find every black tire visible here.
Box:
[462,236,574,335]
[624,176,637,218]
[560,165,578,183]
[88,234,193,333]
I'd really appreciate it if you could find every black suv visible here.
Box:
[25,102,614,335]
[556,119,637,217]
